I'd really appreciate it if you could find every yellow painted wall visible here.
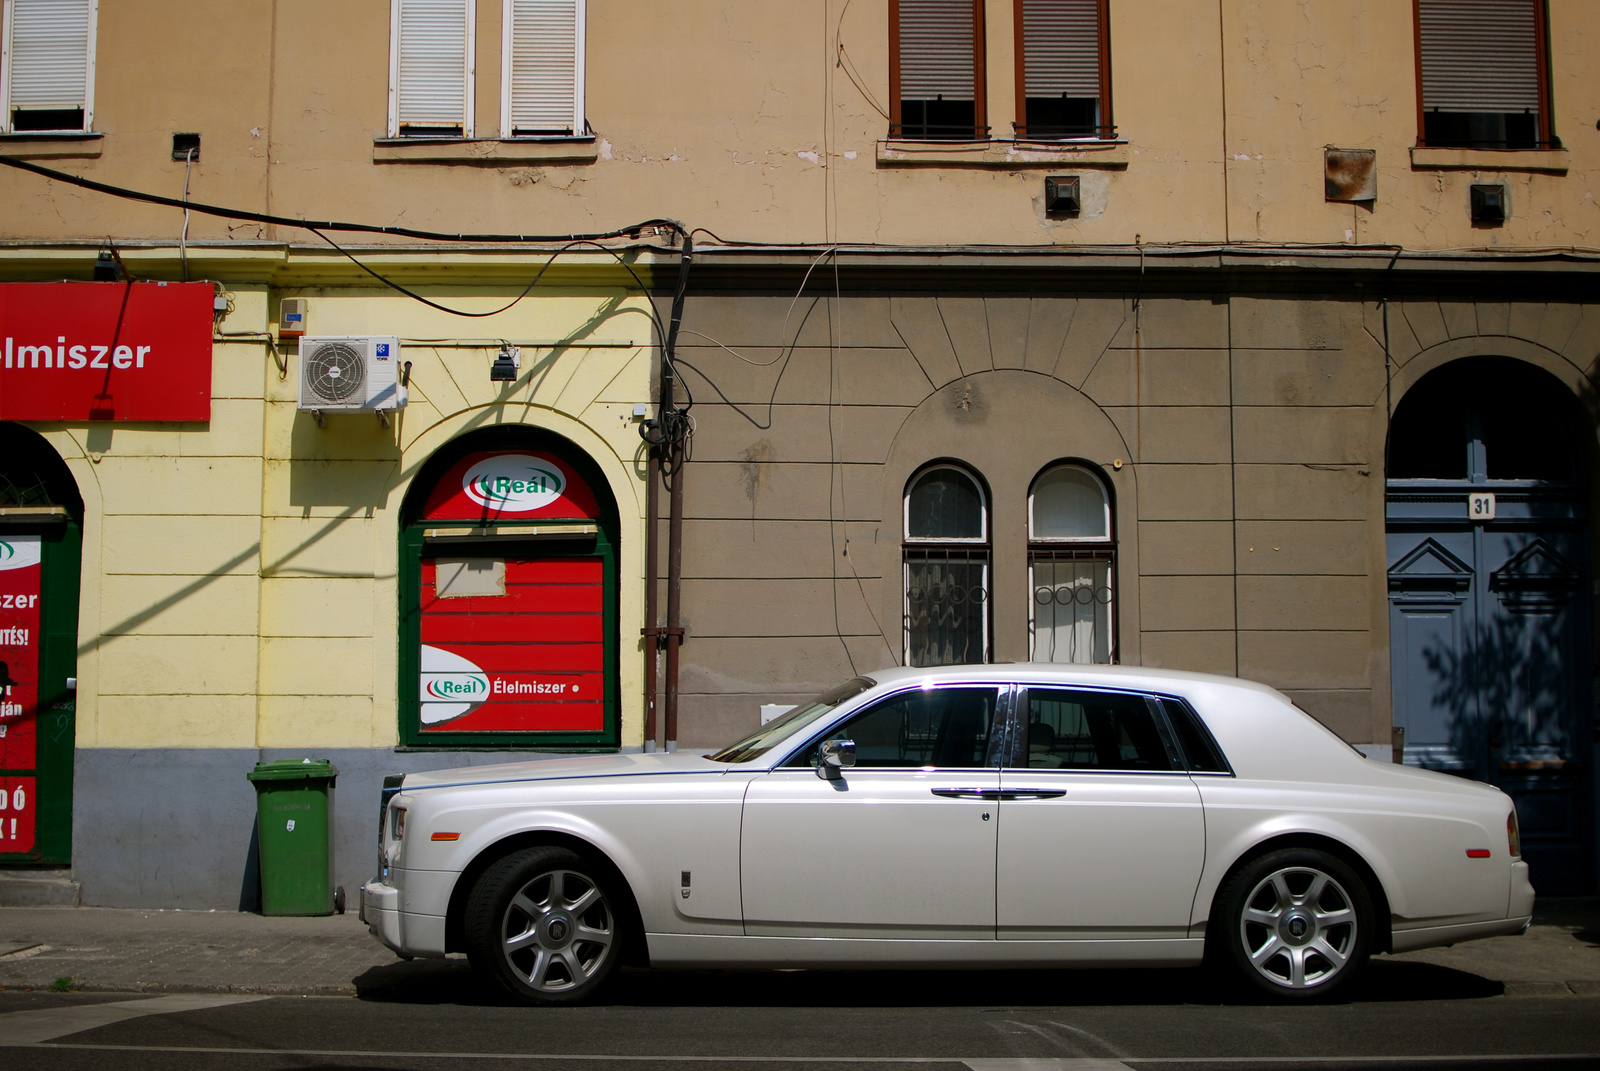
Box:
[13,257,654,750]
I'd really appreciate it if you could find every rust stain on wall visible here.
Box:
[1325,148,1377,203]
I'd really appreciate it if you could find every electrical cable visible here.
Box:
[0,155,683,245]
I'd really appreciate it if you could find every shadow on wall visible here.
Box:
[1420,547,1580,771]
[284,293,637,511]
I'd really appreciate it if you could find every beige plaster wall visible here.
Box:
[2,1,1594,249]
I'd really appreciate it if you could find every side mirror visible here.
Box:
[816,739,856,780]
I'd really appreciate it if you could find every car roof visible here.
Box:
[861,662,1288,703]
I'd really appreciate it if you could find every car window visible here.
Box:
[708,677,876,763]
[785,686,998,769]
[1018,688,1177,771]
[1161,697,1231,773]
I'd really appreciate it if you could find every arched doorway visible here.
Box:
[398,427,621,750]
[0,423,82,864]
[1386,357,1594,892]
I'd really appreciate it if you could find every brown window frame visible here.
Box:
[1412,0,1555,151]
[889,0,988,141]
[1012,0,1113,141]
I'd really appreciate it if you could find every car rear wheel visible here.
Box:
[1215,847,1373,999]
[464,846,623,1004]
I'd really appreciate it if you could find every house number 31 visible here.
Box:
[1469,492,1496,523]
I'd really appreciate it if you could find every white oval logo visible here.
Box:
[461,455,565,513]
[0,536,42,573]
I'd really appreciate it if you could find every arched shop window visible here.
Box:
[1028,463,1115,664]
[0,423,83,864]
[903,464,990,667]
[399,428,620,749]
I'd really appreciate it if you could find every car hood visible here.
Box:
[399,750,727,791]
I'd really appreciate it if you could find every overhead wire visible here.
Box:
[0,155,683,245]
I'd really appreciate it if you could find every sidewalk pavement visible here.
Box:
[0,900,1595,999]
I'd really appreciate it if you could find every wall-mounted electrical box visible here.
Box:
[1471,184,1508,226]
[279,298,308,338]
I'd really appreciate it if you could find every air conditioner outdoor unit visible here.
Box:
[296,335,407,413]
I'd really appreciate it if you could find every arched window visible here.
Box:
[1029,463,1115,664]
[903,465,990,666]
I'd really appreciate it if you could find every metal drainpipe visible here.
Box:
[660,237,693,753]
[642,445,660,752]
[664,443,685,752]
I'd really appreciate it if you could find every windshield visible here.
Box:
[707,677,876,763]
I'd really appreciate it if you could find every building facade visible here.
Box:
[0,0,1596,905]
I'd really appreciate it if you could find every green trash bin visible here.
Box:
[248,759,339,916]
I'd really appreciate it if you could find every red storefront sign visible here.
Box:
[0,534,39,772]
[0,281,214,422]
[418,451,605,734]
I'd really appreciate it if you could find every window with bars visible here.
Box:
[1415,0,1552,150]
[1028,464,1115,664]
[904,465,991,667]
[890,0,986,141]
[1,0,95,134]
[1013,0,1111,140]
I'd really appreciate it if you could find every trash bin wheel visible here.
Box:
[464,846,624,1004]
[333,886,346,915]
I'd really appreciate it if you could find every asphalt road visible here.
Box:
[2,958,1598,1070]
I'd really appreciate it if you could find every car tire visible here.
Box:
[1214,847,1374,1000]
[464,846,625,1004]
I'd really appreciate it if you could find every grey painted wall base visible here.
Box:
[70,748,619,910]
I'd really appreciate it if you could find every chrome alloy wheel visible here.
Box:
[1238,865,1358,989]
[499,869,616,993]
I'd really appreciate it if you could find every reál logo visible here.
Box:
[461,455,566,512]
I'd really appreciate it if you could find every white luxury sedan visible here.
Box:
[362,665,1533,1003]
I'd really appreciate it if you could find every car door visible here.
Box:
[996,686,1205,940]
[740,684,1004,939]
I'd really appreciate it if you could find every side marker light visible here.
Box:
[431,832,460,841]
[1466,849,1491,858]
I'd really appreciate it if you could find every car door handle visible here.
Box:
[930,788,1066,800]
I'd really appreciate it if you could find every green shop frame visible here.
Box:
[399,428,620,750]
[0,423,83,864]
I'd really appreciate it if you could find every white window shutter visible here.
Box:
[1022,0,1099,100]
[503,0,583,136]
[5,0,93,129]
[393,0,473,135]
[898,0,976,101]
[1418,0,1541,113]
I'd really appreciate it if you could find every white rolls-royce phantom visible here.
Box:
[362,665,1533,1003]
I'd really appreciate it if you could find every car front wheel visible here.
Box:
[1215,847,1374,999]
[464,846,624,1004]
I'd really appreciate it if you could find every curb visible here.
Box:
[1503,980,1600,998]
[1,981,357,997]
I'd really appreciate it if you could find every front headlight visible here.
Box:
[1507,808,1521,859]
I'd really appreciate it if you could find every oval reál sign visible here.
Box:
[461,455,566,512]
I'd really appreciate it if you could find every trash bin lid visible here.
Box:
[247,758,339,782]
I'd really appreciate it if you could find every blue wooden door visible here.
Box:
[1387,359,1594,894]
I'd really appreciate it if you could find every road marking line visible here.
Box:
[966,1060,1131,1070]
[13,1047,1600,1065]
[0,994,266,1046]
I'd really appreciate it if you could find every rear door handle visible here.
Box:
[930,788,1065,800]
